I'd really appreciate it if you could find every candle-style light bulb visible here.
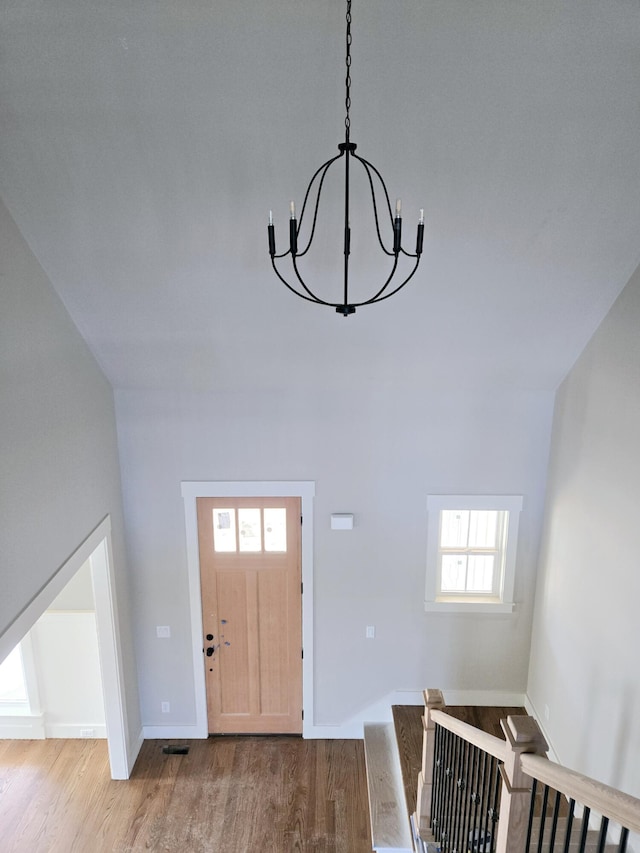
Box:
[268,210,276,257]
[393,199,402,254]
[416,208,425,256]
[289,202,297,255]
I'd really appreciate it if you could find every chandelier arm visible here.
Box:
[272,248,292,260]
[354,152,396,221]
[353,154,402,256]
[271,258,336,306]
[350,156,395,256]
[297,153,344,257]
[360,256,421,305]
[348,253,400,307]
[291,256,337,306]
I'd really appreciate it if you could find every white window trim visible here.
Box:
[425,495,523,613]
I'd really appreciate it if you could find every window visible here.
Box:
[0,643,30,715]
[212,506,287,553]
[425,495,523,612]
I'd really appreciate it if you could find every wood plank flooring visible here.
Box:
[392,704,526,821]
[0,736,372,852]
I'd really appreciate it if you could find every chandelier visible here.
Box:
[267,0,424,317]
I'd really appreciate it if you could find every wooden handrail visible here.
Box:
[430,708,507,762]
[520,753,640,834]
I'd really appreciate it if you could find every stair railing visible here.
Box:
[417,689,640,853]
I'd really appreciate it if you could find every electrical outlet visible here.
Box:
[161,701,170,714]
[156,625,171,638]
[366,625,375,639]
[80,728,95,738]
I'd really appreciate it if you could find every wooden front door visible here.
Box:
[197,496,302,734]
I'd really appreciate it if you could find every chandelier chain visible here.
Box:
[345,0,352,134]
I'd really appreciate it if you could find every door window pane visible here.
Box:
[213,509,236,552]
[239,508,261,552]
[264,508,287,552]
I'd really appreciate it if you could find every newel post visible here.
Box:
[495,716,548,853]
[416,688,445,838]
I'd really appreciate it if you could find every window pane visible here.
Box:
[440,511,469,547]
[264,508,287,552]
[468,511,499,548]
[213,509,236,552]
[466,555,494,592]
[441,555,467,591]
[239,508,261,552]
[0,645,28,704]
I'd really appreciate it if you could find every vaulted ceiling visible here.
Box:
[2,0,640,393]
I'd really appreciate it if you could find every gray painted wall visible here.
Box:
[528,263,640,813]
[0,198,141,741]
[115,384,553,727]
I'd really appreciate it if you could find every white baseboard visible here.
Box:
[303,689,527,739]
[44,723,107,738]
[142,724,207,740]
[443,689,526,707]
[524,694,560,763]
[0,712,45,739]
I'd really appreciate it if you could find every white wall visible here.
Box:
[528,262,640,814]
[31,612,106,738]
[0,198,141,746]
[116,383,554,729]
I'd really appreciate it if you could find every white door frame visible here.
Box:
[0,516,135,779]
[181,481,315,738]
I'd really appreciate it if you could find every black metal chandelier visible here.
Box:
[267,0,424,317]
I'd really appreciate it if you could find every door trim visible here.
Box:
[181,481,315,739]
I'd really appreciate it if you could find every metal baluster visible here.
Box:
[441,727,454,849]
[479,755,494,853]
[432,724,444,842]
[618,827,629,853]
[596,816,609,853]
[547,789,562,851]
[469,745,484,853]
[525,778,538,853]
[451,735,464,851]
[488,757,501,852]
[459,741,473,853]
[443,730,457,850]
[578,806,591,851]
[561,798,576,853]
[473,748,489,852]
[537,784,550,853]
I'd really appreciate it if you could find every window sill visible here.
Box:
[424,600,515,614]
[0,702,31,716]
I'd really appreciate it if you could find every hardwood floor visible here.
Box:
[0,737,372,852]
